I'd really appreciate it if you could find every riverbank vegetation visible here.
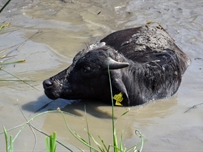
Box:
[2,108,145,152]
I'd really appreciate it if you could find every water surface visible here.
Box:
[0,0,203,151]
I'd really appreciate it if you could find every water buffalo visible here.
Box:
[43,24,190,106]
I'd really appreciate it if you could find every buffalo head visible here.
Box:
[43,42,131,106]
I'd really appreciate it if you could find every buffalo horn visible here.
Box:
[106,57,129,69]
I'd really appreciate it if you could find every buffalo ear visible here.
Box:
[110,70,130,106]
[104,57,129,70]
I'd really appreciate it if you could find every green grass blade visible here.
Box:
[3,127,9,152]
[120,108,130,117]
[107,59,117,152]
[0,124,24,136]
[87,133,103,152]
[0,69,39,91]
[52,132,57,152]
[126,130,146,152]
[3,127,14,152]
[98,135,110,152]
[0,59,25,65]
[0,24,6,30]
[46,136,49,152]
[119,131,124,152]
[59,110,99,152]
[115,108,130,125]
[113,129,118,152]
[45,132,57,152]
[23,110,73,151]
[127,138,147,152]
[0,79,33,82]
[135,130,144,152]
[84,105,92,152]
[9,135,13,152]
[12,110,58,144]
[50,135,53,152]
[2,110,74,152]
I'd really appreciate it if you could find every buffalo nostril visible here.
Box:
[43,79,53,88]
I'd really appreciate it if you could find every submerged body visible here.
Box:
[43,25,190,106]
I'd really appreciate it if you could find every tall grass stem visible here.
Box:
[107,63,117,151]
[0,0,11,13]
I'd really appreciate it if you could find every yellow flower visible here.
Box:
[113,92,123,106]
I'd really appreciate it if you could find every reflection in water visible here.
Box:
[41,96,177,150]
[21,95,72,113]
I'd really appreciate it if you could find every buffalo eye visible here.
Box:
[81,66,92,73]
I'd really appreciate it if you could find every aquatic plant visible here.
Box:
[59,108,145,152]
[0,2,26,81]
[1,108,145,152]
[3,127,13,152]
[46,132,57,152]
[0,21,40,89]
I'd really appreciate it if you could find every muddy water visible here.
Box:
[0,0,203,151]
